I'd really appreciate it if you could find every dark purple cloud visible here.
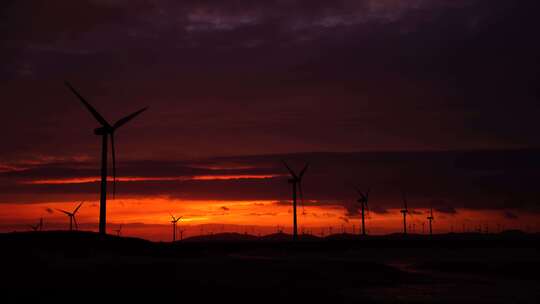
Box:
[1,150,539,214]
[435,207,458,215]
[503,211,518,220]
[1,0,539,163]
[370,207,390,215]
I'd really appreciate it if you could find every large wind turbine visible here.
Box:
[57,202,84,231]
[170,215,182,242]
[65,82,147,235]
[282,161,309,241]
[355,188,370,236]
[427,207,434,236]
[400,192,409,235]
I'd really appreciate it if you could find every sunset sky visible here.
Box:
[1,0,539,241]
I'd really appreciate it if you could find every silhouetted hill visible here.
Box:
[1,230,539,303]
[325,233,359,240]
[259,232,291,241]
[182,232,259,242]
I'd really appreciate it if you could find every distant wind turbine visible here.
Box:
[401,192,409,235]
[28,219,41,232]
[427,207,435,236]
[113,224,123,236]
[178,228,185,241]
[29,217,44,232]
[355,187,370,236]
[282,160,309,241]
[170,215,182,242]
[56,202,84,231]
[65,82,148,235]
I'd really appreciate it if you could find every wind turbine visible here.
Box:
[113,224,123,236]
[170,215,182,242]
[29,217,44,232]
[56,202,84,231]
[28,220,41,232]
[65,82,148,235]
[400,192,409,235]
[178,228,185,241]
[282,161,309,241]
[427,207,434,236]
[355,187,370,236]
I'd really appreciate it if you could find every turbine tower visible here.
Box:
[170,215,182,242]
[57,202,84,231]
[355,188,370,236]
[178,228,185,241]
[400,192,409,235]
[427,207,434,235]
[65,82,147,235]
[282,160,309,241]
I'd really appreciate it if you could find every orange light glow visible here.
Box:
[0,197,537,241]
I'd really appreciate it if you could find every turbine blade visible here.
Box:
[366,202,370,217]
[298,163,309,179]
[365,199,369,214]
[64,82,111,128]
[282,160,297,179]
[359,193,367,202]
[298,181,306,214]
[73,201,84,214]
[113,107,148,130]
[366,188,371,201]
[73,216,78,230]
[56,209,72,216]
[111,133,116,199]
[402,191,408,210]
[355,187,363,197]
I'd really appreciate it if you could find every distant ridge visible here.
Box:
[182,232,258,242]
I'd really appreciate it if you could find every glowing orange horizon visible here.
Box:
[1,197,537,241]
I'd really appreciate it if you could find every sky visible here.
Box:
[1,0,539,240]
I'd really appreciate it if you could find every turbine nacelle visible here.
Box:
[94,127,112,135]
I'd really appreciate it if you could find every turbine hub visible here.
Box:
[94,126,113,135]
[94,127,107,135]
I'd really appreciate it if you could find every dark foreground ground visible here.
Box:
[1,231,539,303]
